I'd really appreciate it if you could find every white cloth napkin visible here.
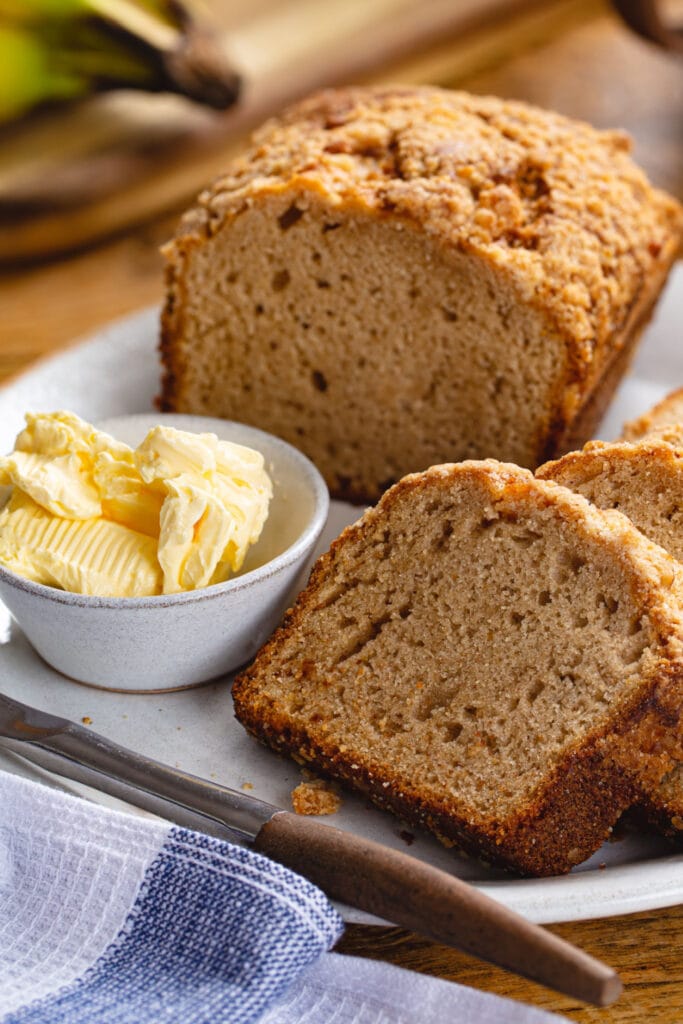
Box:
[0,771,568,1023]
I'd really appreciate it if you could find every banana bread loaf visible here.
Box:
[160,87,683,503]
[232,461,683,876]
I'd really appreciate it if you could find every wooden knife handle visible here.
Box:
[254,811,621,1008]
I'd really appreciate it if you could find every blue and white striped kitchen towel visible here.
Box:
[0,771,567,1023]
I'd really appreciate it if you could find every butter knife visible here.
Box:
[0,691,620,1007]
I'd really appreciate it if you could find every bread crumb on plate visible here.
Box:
[291,778,341,816]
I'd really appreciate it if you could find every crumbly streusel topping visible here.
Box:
[175,86,682,360]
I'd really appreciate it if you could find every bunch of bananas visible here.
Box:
[0,0,240,123]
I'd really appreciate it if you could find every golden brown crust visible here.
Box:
[545,276,673,462]
[235,685,681,876]
[158,252,188,414]
[622,387,683,442]
[630,763,683,839]
[233,461,683,876]
[537,436,683,486]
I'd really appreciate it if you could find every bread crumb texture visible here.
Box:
[233,460,683,876]
[291,778,341,816]
[539,430,683,836]
[161,87,682,501]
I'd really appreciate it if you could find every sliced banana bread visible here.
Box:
[160,86,682,503]
[233,461,683,876]
[538,438,683,563]
[538,437,683,838]
[623,388,683,443]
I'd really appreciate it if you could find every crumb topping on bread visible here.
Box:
[173,86,682,364]
[623,388,683,443]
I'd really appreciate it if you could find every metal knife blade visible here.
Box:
[0,691,276,842]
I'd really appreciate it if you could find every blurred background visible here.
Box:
[1,0,681,377]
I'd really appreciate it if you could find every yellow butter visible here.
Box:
[138,427,273,593]
[0,449,101,519]
[96,452,164,539]
[0,412,273,597]
[0,491,162,597]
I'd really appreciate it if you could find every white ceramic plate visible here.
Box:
[1,266,682,925]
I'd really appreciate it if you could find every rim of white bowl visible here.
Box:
[0,420,330,609]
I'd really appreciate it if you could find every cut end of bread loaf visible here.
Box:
[160,86,683,502]
[162,193,569,502]
[233,460,683,876]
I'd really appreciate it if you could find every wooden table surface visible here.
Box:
[2,4,683,1022]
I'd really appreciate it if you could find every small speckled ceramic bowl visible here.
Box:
[0,414,329,692]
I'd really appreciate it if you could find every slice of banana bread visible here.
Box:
[538,437,683,838]
[160,86,682,503]
[538,438,683,563]
[233,461,683,876]
[623,388,683,443]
